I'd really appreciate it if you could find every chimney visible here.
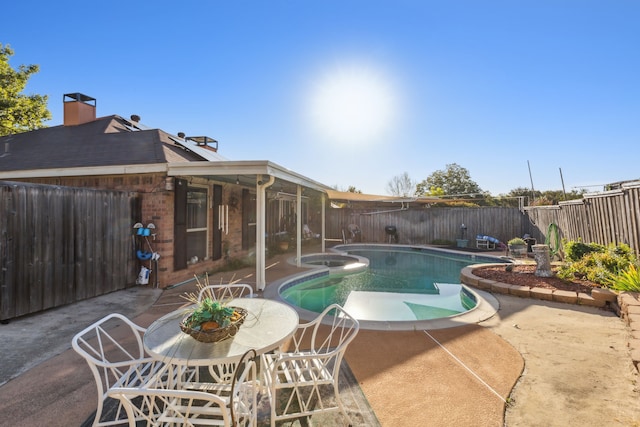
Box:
[63,93,96,126]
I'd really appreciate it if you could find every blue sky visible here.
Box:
[4,1,639,196]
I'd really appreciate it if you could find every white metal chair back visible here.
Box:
[261,304,360,426]
[107,388,231,427]
[108,353,259,427]
[71,313,165,426]
[198,284,254,302]
[195,284,255,384]
[292,303,360,356]
[230,349,259,426]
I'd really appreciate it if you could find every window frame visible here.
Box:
[186,184,210,262]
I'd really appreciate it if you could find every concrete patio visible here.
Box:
[0,247,638,426]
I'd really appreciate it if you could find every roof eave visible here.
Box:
[168,160,333,193]
[0,160,334,194]
[0,163,168,179]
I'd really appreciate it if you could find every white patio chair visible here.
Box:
[197,284,254,383]
[108,351,259,427]
[260,304,360,427]
[198,284,254,302]
[107,388,231,426]
[72,313,168,426]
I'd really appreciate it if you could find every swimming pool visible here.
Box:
[268,244,508,330]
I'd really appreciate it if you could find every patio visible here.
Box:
[0,247,638,426]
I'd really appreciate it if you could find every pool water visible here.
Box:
[280,245,506,322]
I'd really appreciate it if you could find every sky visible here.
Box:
[3,1,639,196]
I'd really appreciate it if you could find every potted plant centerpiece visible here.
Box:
[179,275,248,343]
[508,237,527,258]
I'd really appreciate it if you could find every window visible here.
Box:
[186,186,208,262]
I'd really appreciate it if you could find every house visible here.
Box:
[0,93,333,290]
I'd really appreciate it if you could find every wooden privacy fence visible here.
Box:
[5,178,639,321]
[325,206,531,247]
[525,183,640,258]
[0,181,140,321]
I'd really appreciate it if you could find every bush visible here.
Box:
[606,264,640,292]
[563,240,605,261]
[430,201,480,208]
[557,241,636,287]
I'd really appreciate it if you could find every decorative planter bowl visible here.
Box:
[179,307,248,343]
[508,244,527,258]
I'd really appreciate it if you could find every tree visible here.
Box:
[505,187,586,206]
[346,185,362,193]
[332,184,362,193]
[415,163,482,197]
[386,172,415,197]
[0,44,51,136]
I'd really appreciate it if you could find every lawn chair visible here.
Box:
[260,304,360,426]
[108,350,259,426]
[72,313,168,426]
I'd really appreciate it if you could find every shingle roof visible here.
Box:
[0,115,215,172]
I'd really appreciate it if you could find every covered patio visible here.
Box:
[168,160,336,290]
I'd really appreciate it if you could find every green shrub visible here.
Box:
[430,201,480,208]
[611,243,634,258]
[557,241,636,286]
[606,264,640,292]
[508,237,526,246]
[563,239,605,261]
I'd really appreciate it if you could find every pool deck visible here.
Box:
[1,244,638,426]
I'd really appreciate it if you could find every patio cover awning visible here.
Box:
[168,160,333,290]
[325,189,440,207]
[168,160,331,192]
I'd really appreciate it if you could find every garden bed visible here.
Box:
[472,264,601,294]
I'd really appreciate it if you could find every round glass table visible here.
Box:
[143,298,299,366]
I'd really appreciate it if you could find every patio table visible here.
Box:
[143,297,299,367]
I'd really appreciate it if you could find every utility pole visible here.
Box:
[527,160,535,202]
[559,167,567,200]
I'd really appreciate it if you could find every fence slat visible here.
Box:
[0,181,140,321]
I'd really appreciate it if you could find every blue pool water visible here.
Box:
[280,245,507,322]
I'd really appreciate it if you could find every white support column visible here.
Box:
[256,174,275,291]
[296,185,302,267]
[321,193,326,253]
